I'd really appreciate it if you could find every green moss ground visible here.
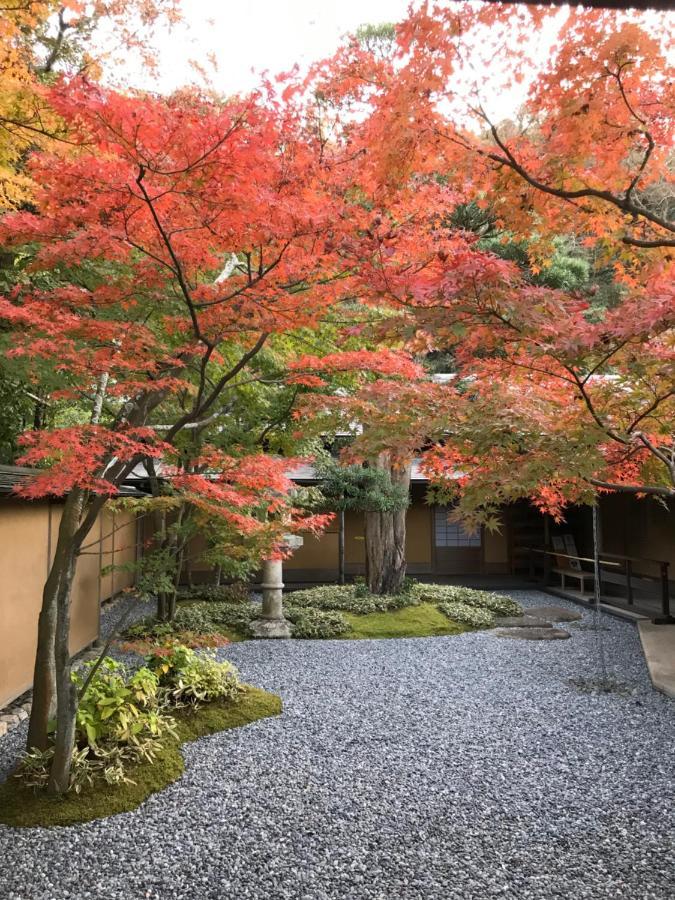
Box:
[343,602,472,640]
[0,686,281,828]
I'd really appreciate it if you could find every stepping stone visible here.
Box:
[527,605,583,623]
[493,627,571,641]
[494,615,552,628]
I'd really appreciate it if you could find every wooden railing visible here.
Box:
[521,546,673,624]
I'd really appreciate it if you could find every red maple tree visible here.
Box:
[0,77,362,791]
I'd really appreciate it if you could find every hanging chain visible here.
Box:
[592,503,608,682]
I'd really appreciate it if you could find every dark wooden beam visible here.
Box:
[480,1,674,10]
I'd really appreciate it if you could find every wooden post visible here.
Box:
[653,562,674,624]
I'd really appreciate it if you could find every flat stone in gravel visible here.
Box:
[528,604,583,622]
[494,615,553,628]
[0,589,673,900]
[493,625,571,640]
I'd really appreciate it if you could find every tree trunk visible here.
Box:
[364,458,412,595]
[157,592,168,621]
[338,510,345,585]
[27,492,88,753]
[27,555,58,751]
[47,490,87,794]
[167,502,189,622]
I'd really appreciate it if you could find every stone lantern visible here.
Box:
[250,533,304,638]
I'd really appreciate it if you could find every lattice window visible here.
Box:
[434,508,481,547]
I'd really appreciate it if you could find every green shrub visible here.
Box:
[353,578,370,599]
[413,584,522,617]
[146,645,242,706]
[284,605,350,639]
[178,582,251,604]
[437,600,495,628]
[125,620,176,642]
[73,659,175,757]
[174,601,258,634]
[18,658,179,793]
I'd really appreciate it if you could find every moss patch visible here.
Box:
[343,602,472,640]
[0,686,281,829]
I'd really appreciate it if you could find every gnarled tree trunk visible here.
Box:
[364,457,412,595]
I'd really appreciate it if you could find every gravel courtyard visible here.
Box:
[1,591,673,900]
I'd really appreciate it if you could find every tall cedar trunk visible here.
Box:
[364,458,412,594]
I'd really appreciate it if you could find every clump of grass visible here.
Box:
[0,686,281,828]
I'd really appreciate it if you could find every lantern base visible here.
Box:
[250,617,293,639]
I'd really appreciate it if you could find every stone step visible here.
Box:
[525,605,582,623]
[494,615,553,628]
[493,626,571,641]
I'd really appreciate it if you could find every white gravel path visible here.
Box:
[0,590,673,900]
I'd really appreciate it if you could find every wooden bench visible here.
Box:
[552,567,594,594]
[551,534,594,594]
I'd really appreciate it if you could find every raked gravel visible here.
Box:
[0,590,673,900]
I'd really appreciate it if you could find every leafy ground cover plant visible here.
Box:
[436,601,496,629]
[15,647,248,796]
[17,658,178,794]
[284,605,351,639]
[121,582,517,643]
[124,599,352,641]
[288,583,421,614]
[411,585,522,618]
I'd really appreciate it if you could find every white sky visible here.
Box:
[134,0,415,95]
[99,0,670,124]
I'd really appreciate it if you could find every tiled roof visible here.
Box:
[0,465,38,495]
[0,464,146,498]
[286,459,430,483]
